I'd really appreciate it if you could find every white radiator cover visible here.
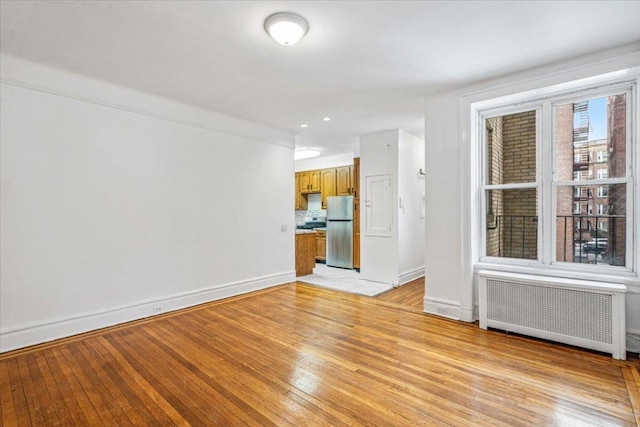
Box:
[478,270,627,360]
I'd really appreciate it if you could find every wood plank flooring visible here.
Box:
[2,282,639,426]
[375,276,425,311]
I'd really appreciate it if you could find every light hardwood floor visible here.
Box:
[2,282,639,426]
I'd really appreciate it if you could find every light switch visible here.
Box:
[281,224,287,232]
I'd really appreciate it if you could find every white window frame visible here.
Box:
[476,80,636,275]
[598,186,608,197]
[597,150,608,162]
[597,168,608,179]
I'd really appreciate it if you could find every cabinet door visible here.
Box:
[295,173,307,210]
[321,169,336,209]
[316,234,326,261]
[336,166,352,195]
[299,171,311,193]
[352,158,360,199]
[308,170,322,193]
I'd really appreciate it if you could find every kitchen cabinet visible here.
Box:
[321,169,336,209]
[294,173,307,210]
[295,232,316,276]
[352,158,360,269]
[315,229,326,262]
[352,158,360,199]
[336,166,353,196]
[299,170,321,194]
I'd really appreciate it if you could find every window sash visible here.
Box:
[478,83,634,273]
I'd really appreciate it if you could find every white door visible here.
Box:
[364,174,392,237]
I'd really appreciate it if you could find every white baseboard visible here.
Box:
[399,266,425,286]
[423,296,475,322]
[0,271,295,353]
[627,329,640,353]
[423,296,461,320]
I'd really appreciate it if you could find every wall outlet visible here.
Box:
[436,306,448,315]
[152,306,162,314]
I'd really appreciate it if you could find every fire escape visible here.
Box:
[572,101,592,232]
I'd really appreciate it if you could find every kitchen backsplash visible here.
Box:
[296,193,326,225]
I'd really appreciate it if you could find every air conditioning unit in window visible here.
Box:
[478,270,627,359]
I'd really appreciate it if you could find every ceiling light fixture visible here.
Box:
[264,12,309,46]
[300,123,308,128]
[322,117,331,121]
[294,148,320,160]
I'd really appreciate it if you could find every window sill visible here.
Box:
[473,262,640,294]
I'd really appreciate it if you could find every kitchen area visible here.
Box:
[294,159,360,277]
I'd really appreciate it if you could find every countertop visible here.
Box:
[295,229,317,235]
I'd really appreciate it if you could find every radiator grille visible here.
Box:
[486,279,613,344]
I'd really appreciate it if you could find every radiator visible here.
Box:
[478,270,627,360]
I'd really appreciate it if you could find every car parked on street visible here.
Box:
[582,239,608,254]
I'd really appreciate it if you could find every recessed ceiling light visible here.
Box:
[322,117,331,121]
[300,124,308,128]
[294,149,320,160]
[264,12,309,46]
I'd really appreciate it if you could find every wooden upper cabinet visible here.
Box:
[299,171,310,193]
[336,166,353,196]
[299,170,321,194]
[308,170,321,193]
[321,169,336,209]
[295,173,307,210]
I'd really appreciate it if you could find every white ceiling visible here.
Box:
[2,1,640,157]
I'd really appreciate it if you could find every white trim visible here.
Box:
[399,266,425,286]
[423,295,474,322]
[474,263,640,292]
[472,72,638,277]
[0,271,295,353]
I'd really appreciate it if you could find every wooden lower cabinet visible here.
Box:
[315,229,326,262]
[295,232,316,276]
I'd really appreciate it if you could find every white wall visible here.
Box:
[359,130,399,285]
[295,152,353,172]
[423,94,466,319]
[398,130,426,284]
[423,45,640,349]
[0,55,296,352]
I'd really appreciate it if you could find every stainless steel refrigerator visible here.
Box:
[326,196,354,269]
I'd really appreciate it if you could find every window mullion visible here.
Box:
[542,101,554,266]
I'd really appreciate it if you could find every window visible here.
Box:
[480,87,633,270]
[597,150,608,162]
[597,186,608,197]
[597,168,608,179]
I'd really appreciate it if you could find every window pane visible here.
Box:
[485,110,538,185]
[554,94,626,181]
[486,188,538,259]
[555,184,626,267]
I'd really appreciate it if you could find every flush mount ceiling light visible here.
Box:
[264,12,309,46]
[294,148,319,160]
